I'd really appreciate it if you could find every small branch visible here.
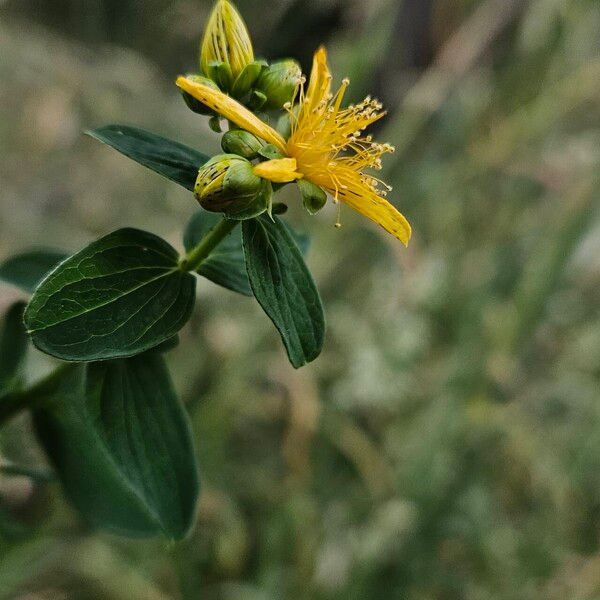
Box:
[179,217,238,273]
[0,363,75,426]
[0,462,55,483]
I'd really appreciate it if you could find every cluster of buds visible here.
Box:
[178,0,411,244]
[185,0,320,220]
[181,0,301,116]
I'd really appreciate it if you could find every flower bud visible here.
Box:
[247,90,268,111]
[200,0,254,82]
[254,59,302,110]
[195,154,270,219]
[221,130,264,159]
[180,74,220,115]
[206,61,234,92]
[231,60,266,99]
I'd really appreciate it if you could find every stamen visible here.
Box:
[335,202,342,228]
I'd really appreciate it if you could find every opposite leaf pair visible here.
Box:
[29,125,326,369]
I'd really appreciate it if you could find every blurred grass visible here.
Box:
[1,0,600,598]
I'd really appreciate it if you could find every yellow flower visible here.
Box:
[177,47,411,245]
[200,0,254,80]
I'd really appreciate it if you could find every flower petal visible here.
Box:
[176,76,287,153]
[304,47,331,114]
[254,158,303,183]
[338,188,412,246]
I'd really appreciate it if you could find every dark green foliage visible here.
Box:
[0,251,67,294]
[24,229,196,361]
[243,215,325,368]
[33,352,199,539]
[0,302,28,397]
[87,125,208,191]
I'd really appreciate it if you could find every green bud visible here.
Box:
[181,74,220,115]
[221,130,264,159]
[297,179,327,215]
[258,144,284,160]
[247,90,268,111]
[231,61,266,99]
[195,154,269,219]
[255,59,302,110]
[209,116,223,133]
[207,61,234,92]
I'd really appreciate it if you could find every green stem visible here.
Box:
[0,463,55,482]
[0,363,75,426]
[179,217,238,273]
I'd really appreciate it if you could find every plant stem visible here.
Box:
[179,217,238,273]
[0,462,55,482]
[0,363,75,426]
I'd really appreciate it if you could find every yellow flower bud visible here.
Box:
[195,154,270,219]
[200,0,254,82]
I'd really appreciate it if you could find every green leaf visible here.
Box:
[24,229,196,361]
[184,210,310,297]
[284,222,310,257]
[297,179,327,215]
[0,250,67,294]
[0,302,28,397]
[33,352,199,539]
[184,210,253,296]
[86,125,209,191]
[154,335,180,353]
[242,216,325,368]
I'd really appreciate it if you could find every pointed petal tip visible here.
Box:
[401,221,412,247]
[315,46,328,59]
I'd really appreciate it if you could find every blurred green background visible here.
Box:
[1,0,600,598]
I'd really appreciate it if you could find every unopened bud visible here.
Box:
[231,60,266,99]
[255,59,302,110]
[247,90,268,111]
[206,61,234,92]
[200,0,254,82]
[181,74,220,115]
[221,130,264,159]
[195,154,270,219]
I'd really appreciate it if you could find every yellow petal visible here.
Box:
[304,46,331,114]
[253,158,303,183]
[176,76,287,153]
[338,188,412,246]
